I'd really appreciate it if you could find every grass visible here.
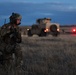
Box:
[20,34,76,75]
[0,34,76,75]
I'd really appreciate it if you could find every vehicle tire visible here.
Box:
[50,25,59,37]
[50,25,57,32]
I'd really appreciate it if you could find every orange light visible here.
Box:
[44,29,49,32]
[57,29,59,31]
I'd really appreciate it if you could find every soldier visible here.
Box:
[0,12,23,74]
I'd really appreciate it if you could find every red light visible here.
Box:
[73,29,76,32]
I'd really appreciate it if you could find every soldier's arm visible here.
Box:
[0,24,11,37]
[0,24,13,43]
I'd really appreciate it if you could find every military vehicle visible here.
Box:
[27,18,60,37]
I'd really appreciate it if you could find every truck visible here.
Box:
[27,18,60,37]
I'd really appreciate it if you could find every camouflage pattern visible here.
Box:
[0,22,22,58]
[0,13,23,75]
[9,13,22,24]
[0,22,23,74]
[9,12,22,20]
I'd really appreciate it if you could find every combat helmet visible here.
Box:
[9,12,22,23]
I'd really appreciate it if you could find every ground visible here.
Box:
[0,34,76,75]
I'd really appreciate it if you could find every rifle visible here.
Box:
[10,27,22,43]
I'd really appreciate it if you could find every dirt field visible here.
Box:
[0,34,76,75]
[20,34,76,75]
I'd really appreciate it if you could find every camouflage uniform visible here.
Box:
[0,13,23,74]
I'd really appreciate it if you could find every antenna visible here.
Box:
[4,19,6,24]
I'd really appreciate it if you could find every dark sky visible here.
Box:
[0,1,76,26]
